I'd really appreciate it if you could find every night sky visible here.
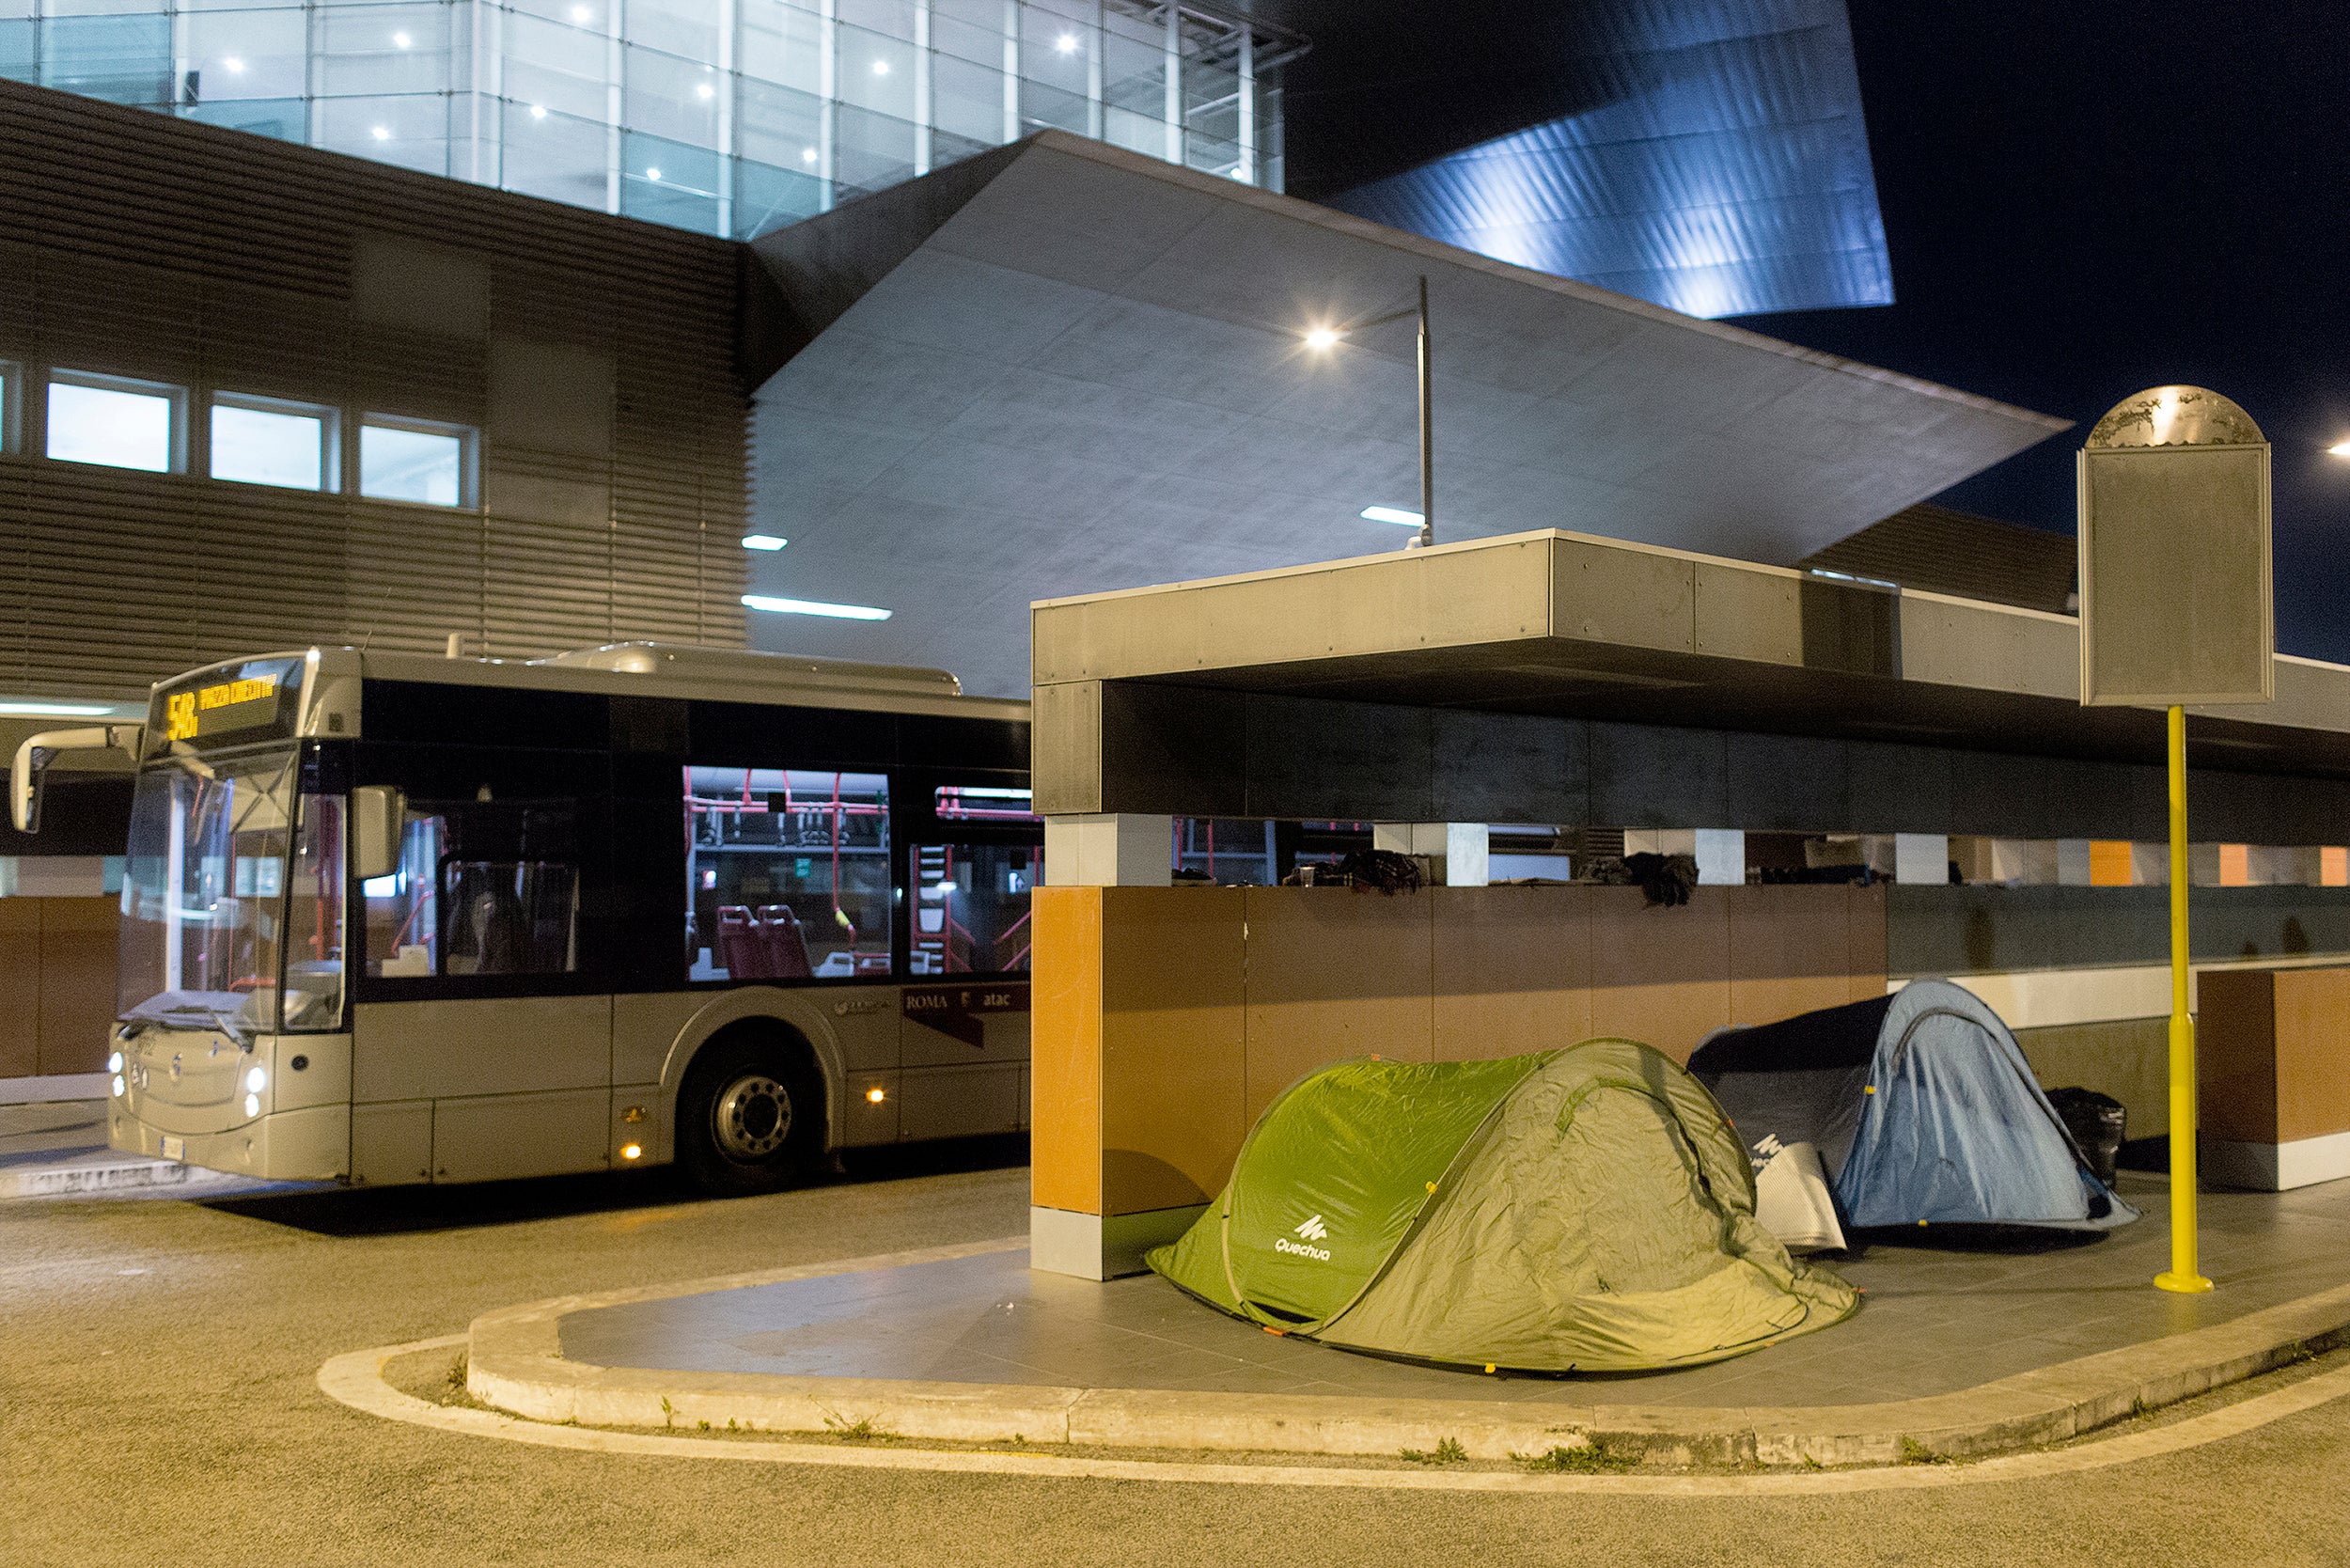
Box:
[1740,2,2350,661]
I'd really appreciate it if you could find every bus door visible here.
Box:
[352,743,612,1184]
[898,778,1041,1140]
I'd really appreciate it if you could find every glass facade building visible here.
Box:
[1,0,1295,239]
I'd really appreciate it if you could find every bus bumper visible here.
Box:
[109,1103,349,1184]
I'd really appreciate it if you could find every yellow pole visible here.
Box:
[2155,702,2212,1294]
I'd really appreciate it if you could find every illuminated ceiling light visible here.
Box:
[696,80,714,99]
[871,58,890,75]
[571,3,590,18]
[392,30,412,47]
[222,55,245,72]
[741,594,892,621]
[0,700,114,716]
[741,534,788,551]
[529,102,547,118]
[620,1142,643,1160]
[1360,506,1423,526]
[646,165,662,180]
[801,147,817,163]
[865,1087,886,1104]
[1303,326,1341,350]
[2329,440,2350,457]
[370,125,390,140]
[1054,31,1078,53]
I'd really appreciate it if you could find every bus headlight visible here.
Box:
[244,1066,267,1094]
[112,1074,126,1098]
[108,1051,123,1074]
[243,1093,261,1118]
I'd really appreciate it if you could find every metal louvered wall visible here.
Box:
[0,78,749,701]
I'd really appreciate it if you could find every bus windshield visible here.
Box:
[118,748,306,1035]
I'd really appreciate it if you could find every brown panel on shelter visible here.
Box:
[1432,885,1590,1061]
[2267,969,2350,1143]
[1027,886,1103,1215]
[2198,968,2280,1144]
[0,901,41,1079]
[1243,887,1433,1122]
[37,897,118,1074]
[1100,886,1247,1215]
[1587,885,1731,1062]
[1847,881,1888,999]
[1730,884,1862,1027]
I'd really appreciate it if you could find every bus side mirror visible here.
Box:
[353,787,406,883]
[11,726,141,834]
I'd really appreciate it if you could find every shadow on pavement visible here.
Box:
[200,1133,1029,1237]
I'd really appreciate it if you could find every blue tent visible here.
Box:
[1687,980,2137,1232]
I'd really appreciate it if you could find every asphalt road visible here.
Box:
[7,1149,2350,1568]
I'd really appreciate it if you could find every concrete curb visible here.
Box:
[0,1157,193,1200]
[466,1240,2350,1466]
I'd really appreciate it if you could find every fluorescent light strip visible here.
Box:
[741,594,892,621]
[742,534,789,551]
[0,700,115,716]
[1360,506,1424,526]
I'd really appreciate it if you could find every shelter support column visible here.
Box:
[1624,828,1746,886]
[1034,812,1235,1279]
[1372,823,1488,886]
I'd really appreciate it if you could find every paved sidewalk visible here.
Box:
[467,1172,2350,1465]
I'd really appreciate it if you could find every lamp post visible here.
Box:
[1306,274,1435,550]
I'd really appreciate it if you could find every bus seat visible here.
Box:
[718,904,773,980]
[758,903,814,979]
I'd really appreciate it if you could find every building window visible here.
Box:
[211,393,338,492]
[358,415,475,508]
[45,371,187,474]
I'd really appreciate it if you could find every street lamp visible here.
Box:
[1304,275,1434,550]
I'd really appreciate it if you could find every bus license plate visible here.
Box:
[161,1136,184,1162]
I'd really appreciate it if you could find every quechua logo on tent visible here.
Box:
[1276,1213,1332,1260]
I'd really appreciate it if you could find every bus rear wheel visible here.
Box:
[678,1034,825,1197]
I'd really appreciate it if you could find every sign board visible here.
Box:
[2078,386,2272,707]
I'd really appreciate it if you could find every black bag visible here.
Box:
[2045,1087,2127,1186]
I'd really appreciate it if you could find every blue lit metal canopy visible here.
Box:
[1317,2,1892,319]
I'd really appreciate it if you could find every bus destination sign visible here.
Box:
[153,658,302,747]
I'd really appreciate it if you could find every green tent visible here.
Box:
[1147,1040,1859,1372]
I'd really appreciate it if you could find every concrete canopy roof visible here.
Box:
[1030,530,2350,792]
[745,132,2065,698]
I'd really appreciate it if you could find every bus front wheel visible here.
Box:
[677,1033,825,1197]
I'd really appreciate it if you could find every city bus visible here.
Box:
[9,643,1040,1196]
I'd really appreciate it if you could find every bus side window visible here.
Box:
[363,797,581,978]
[365,813,445,978]
[911,842,1042,976]
[684,766,891,980]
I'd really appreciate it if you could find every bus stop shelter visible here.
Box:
[1025,529,2350,1278]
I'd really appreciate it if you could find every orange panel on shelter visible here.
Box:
[2324,848,2348,887]
[1243,886,1433,1122]
[1100,886,1248,1215]
[1432,885,1590,1061]
[1028,886,1103,1215]
[2088,840,2135,886]
[2219,844,2251,886]
[1588,885,1731,1063]
[2268,968,2350,1143]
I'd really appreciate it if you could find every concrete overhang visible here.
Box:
[744,132,2068,698]
[1029,531,2350,825]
